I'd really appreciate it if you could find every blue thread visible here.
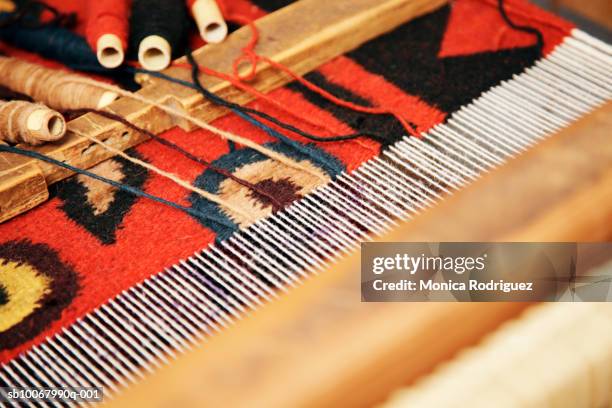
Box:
[232,109,335,170]
[190,142,344,241]
[130,67,338,171]
[0,18,99,68]
[0,144,234,228]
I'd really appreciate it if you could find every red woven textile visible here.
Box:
[0,0,572,361]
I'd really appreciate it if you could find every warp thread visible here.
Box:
[0,100,66,145]
[175,2,547,145]
[0,143,234,227]
[129,0,189,59]
[61,75,327,181]
[134,66,336,171]
[0,56,118,110]
[65,108,284,210]
[86,0,131,52]
[72,129,256,221]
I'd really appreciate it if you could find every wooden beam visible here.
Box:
[104,102,612,408]
[0,0,447,223]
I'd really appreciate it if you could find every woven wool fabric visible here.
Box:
[0,0,572,362]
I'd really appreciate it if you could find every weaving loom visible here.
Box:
[0,0,611,406]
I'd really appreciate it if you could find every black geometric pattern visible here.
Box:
[282,5,540,145]
[54,150,149,245]
[347,5,540,114]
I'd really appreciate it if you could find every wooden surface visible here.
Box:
[105,102,612,408]
[0,0,447,223]
[0,142,48,222]
[554,0,612,29]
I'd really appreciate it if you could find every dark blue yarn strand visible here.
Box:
[0,18,98,68]
[0,144,234,228]
[0,12,141,90]
[129,67,336,170]
[231,109,333,169]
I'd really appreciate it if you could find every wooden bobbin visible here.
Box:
[138,35,172,71]
[96,33,125,69]
[0,100,66,145]
[0,56,119,110]
[191,0,228,44]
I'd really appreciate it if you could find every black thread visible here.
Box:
[64,108,285,210]
[0,144,234,227]
[184,49,395,144]
[129,0,190,59]
[497,0,544,55]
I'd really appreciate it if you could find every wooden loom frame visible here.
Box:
[105,102,612,408]
[0,0,447,222]
[1,0,610,405]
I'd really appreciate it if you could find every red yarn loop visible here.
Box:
[174,11,419,139]
[231,17,418,137]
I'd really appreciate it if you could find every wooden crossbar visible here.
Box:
[0,0,447,223]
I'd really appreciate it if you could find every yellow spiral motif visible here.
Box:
[0,259,51,333]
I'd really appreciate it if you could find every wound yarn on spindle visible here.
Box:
[86,0,131,68]
[0,100,66,145]
[0,56,119,110]
[129,0,189,71]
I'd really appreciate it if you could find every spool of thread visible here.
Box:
[86,0,131,68]
[188,0,228,44]
[0,17,100,68]
[0,56,119,110]
[0,100,66,145]
[129,0,189,71]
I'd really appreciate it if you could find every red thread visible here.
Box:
[232,15,418,137]
[174,60,379,155]
[174,12,419,138]
[85,0,131,52]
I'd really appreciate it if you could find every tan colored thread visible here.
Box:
[0,100,66,145]
[63,77,327,182]
[74,130,254,222]
[0,56,118,110]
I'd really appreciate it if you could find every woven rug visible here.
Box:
[0,0,572,363]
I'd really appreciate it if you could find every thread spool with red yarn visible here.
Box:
[86,0,131,68]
